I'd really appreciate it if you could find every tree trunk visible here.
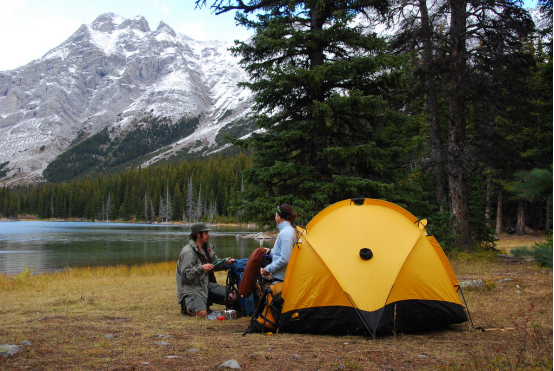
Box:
[546,198,552,234]
[495,190,503,234]
[309,6,325,69]
[516,199,526,235]
[420,0,447,211]
[309,4,329,177]
[447,0,473,247]
[485,170,493,229]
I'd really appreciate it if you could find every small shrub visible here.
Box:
[472,302,554,370]
[506,303,553,369]
[511,234,553,268]
[0,265,35,290]
[19,265,34,281]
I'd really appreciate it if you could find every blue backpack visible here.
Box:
[226,258,256,316]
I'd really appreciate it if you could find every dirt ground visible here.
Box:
[0,235,551,370]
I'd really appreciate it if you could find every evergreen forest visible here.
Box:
[1,153,251,224]
[43,115,201,183]
[0,0,552,251]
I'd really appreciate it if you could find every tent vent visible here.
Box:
[359,248,373,260]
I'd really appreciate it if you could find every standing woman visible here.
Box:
[261,203,298,281]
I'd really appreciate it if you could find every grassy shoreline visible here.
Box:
[0,238,552,370]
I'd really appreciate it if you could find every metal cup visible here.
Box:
[224,310,237,320]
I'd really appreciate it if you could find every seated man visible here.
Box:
[176,222,237,317]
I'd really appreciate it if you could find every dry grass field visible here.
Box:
[0,233,551,370]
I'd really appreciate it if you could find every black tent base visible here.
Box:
[279,299,468,338]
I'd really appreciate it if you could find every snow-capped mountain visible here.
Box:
[0,13,254,185]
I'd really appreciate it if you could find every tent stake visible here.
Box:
[393,303,396,339]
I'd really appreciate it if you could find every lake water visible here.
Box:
[0,221,273,275]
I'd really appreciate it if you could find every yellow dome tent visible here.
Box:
[279,199,468,338]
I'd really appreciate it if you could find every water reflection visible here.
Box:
[0,221,272,275]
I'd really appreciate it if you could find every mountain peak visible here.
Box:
[156,21,177,37]
[91,13,150,33]
[119,15,150,33]
[90,13,126,32]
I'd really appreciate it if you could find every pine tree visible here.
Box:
[195,189,203,222]
[144,192,149,223]
[198,0,413,225]
[159,195,166,222]
[173,182,183,221]
[165,185,173,222]
[50,196,54,220]
[187,177,194,223]
[106,192,112,222]
[208,199,217,223]
[150,198,156,223]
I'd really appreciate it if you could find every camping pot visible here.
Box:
[224,310,237,320]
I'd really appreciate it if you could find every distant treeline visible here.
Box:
[0,153,252,223]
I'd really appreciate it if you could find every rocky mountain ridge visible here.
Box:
[0,13,254,185]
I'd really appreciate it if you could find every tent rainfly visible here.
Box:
[278,199,468,338]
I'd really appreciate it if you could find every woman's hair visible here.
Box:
[277,203,298,222]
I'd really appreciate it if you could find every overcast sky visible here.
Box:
[0,0,253,71]
[0,0,539,72]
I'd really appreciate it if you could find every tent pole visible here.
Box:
[456,285,485,332]
[372,284,396,339]
[343,291,375,339]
